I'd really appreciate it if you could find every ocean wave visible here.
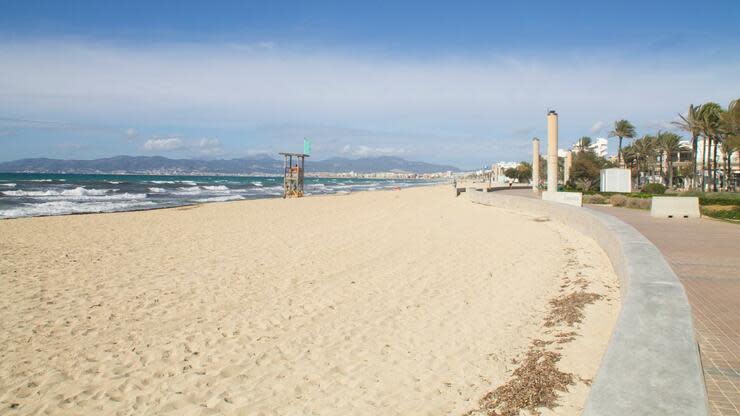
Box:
[62,187,113,196]
[106,181,122,184]
[2,188,145,201]
[0,200,156,219]
[3,187,114,197]
[3,189,59,197]
[174,186,203,195]
[0,183,16,187]
[150,180,175,184]
[148,187,167,193]
[194,195,245,203]
[201,185,229,191]
[251,181,263,187]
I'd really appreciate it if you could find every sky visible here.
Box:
[1,0,739,169]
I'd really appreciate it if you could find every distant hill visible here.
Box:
[0,155,459,175]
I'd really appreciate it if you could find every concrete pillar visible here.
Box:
[532,138,540,192]
[564,151,573,185]
[547,110,559,192]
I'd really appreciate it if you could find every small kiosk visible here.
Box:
[279,152,309,198]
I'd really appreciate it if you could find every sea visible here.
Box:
[0,173,439,219]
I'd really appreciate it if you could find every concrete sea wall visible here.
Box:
[467,190,708,416]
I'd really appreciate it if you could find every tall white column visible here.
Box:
[547,111,559,192]
[532,138,540,192]
[564,151,573,185]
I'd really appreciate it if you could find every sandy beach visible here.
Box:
[0,185,619,415]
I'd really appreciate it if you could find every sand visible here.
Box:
[0,185,619,415]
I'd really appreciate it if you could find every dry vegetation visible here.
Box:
[466,348,574,416]
[465,238,608,416]
[544,291,603,328]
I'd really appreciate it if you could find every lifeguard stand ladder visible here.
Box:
[279,152,309,198]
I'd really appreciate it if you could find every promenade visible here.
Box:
[496,188,739,414]
[587,205,740,416]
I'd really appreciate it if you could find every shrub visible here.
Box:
[609,194,627,207]
[701,206,740,220]
[584,194,607,204]
[644,183,666,194]
[626,197,651,210]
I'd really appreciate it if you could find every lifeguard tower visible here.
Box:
[279,152,309,198]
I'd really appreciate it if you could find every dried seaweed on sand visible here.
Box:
[544,291,602,327]
[467,347,574,416]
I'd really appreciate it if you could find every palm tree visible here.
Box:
[697,103,722,191]
[657,132,683,188]
[621,144,638,185]
[609,119,636,168]
[719,99,740,190]
[672,104,701,189]
[574,136,593,153]
[632,135,657,187]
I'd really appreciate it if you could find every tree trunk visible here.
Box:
[668,154,674,188]
[726,153,731,192]
[618,136,623,167]
[712,138,719,192]
[701,137,708,191]
[691,135,697,190]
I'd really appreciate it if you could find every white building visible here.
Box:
[571,137,608,158]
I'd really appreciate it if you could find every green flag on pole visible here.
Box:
[303,138,311,156]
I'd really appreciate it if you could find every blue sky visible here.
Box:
[1,0,739,168]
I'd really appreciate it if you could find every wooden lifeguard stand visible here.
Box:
[279,152,309,198]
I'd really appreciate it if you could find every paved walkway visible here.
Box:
[587,205,740,416]
[493,189,740,414]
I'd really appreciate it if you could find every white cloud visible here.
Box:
[124,127,138,141]
[143,137,184,151]
[2,41,737,132]
[1,40,738,166]
[345,145,406,157]
[589,121,604,134]
[195,138,223,156]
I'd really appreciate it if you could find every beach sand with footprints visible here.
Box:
[0,185,619,415]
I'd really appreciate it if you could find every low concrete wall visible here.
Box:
[542,190,583,207]
[456,184,529,196]
[467,190,707,416]
[651,196,701,219]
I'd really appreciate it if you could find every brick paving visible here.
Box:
[587,205,740,415]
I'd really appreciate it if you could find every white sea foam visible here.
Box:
[0,183,16,187]
[201,185,229,191]
[2,188,145,201]
[174,186,203,195]
[106,181,122,184]
[3,189,59,197]
[0,200,156,219]
[251,181,263,187]
[150,180,175,184]
[148,187,166,193]
[61,187,112,196]
[195,195,245,203]
[181,180,198,186]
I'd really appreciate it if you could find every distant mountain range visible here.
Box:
[0,155,459,175]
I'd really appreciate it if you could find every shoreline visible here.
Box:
[0,185,619,415]
[0,174,445,220]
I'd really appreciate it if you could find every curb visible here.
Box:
[467,190,708,416]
